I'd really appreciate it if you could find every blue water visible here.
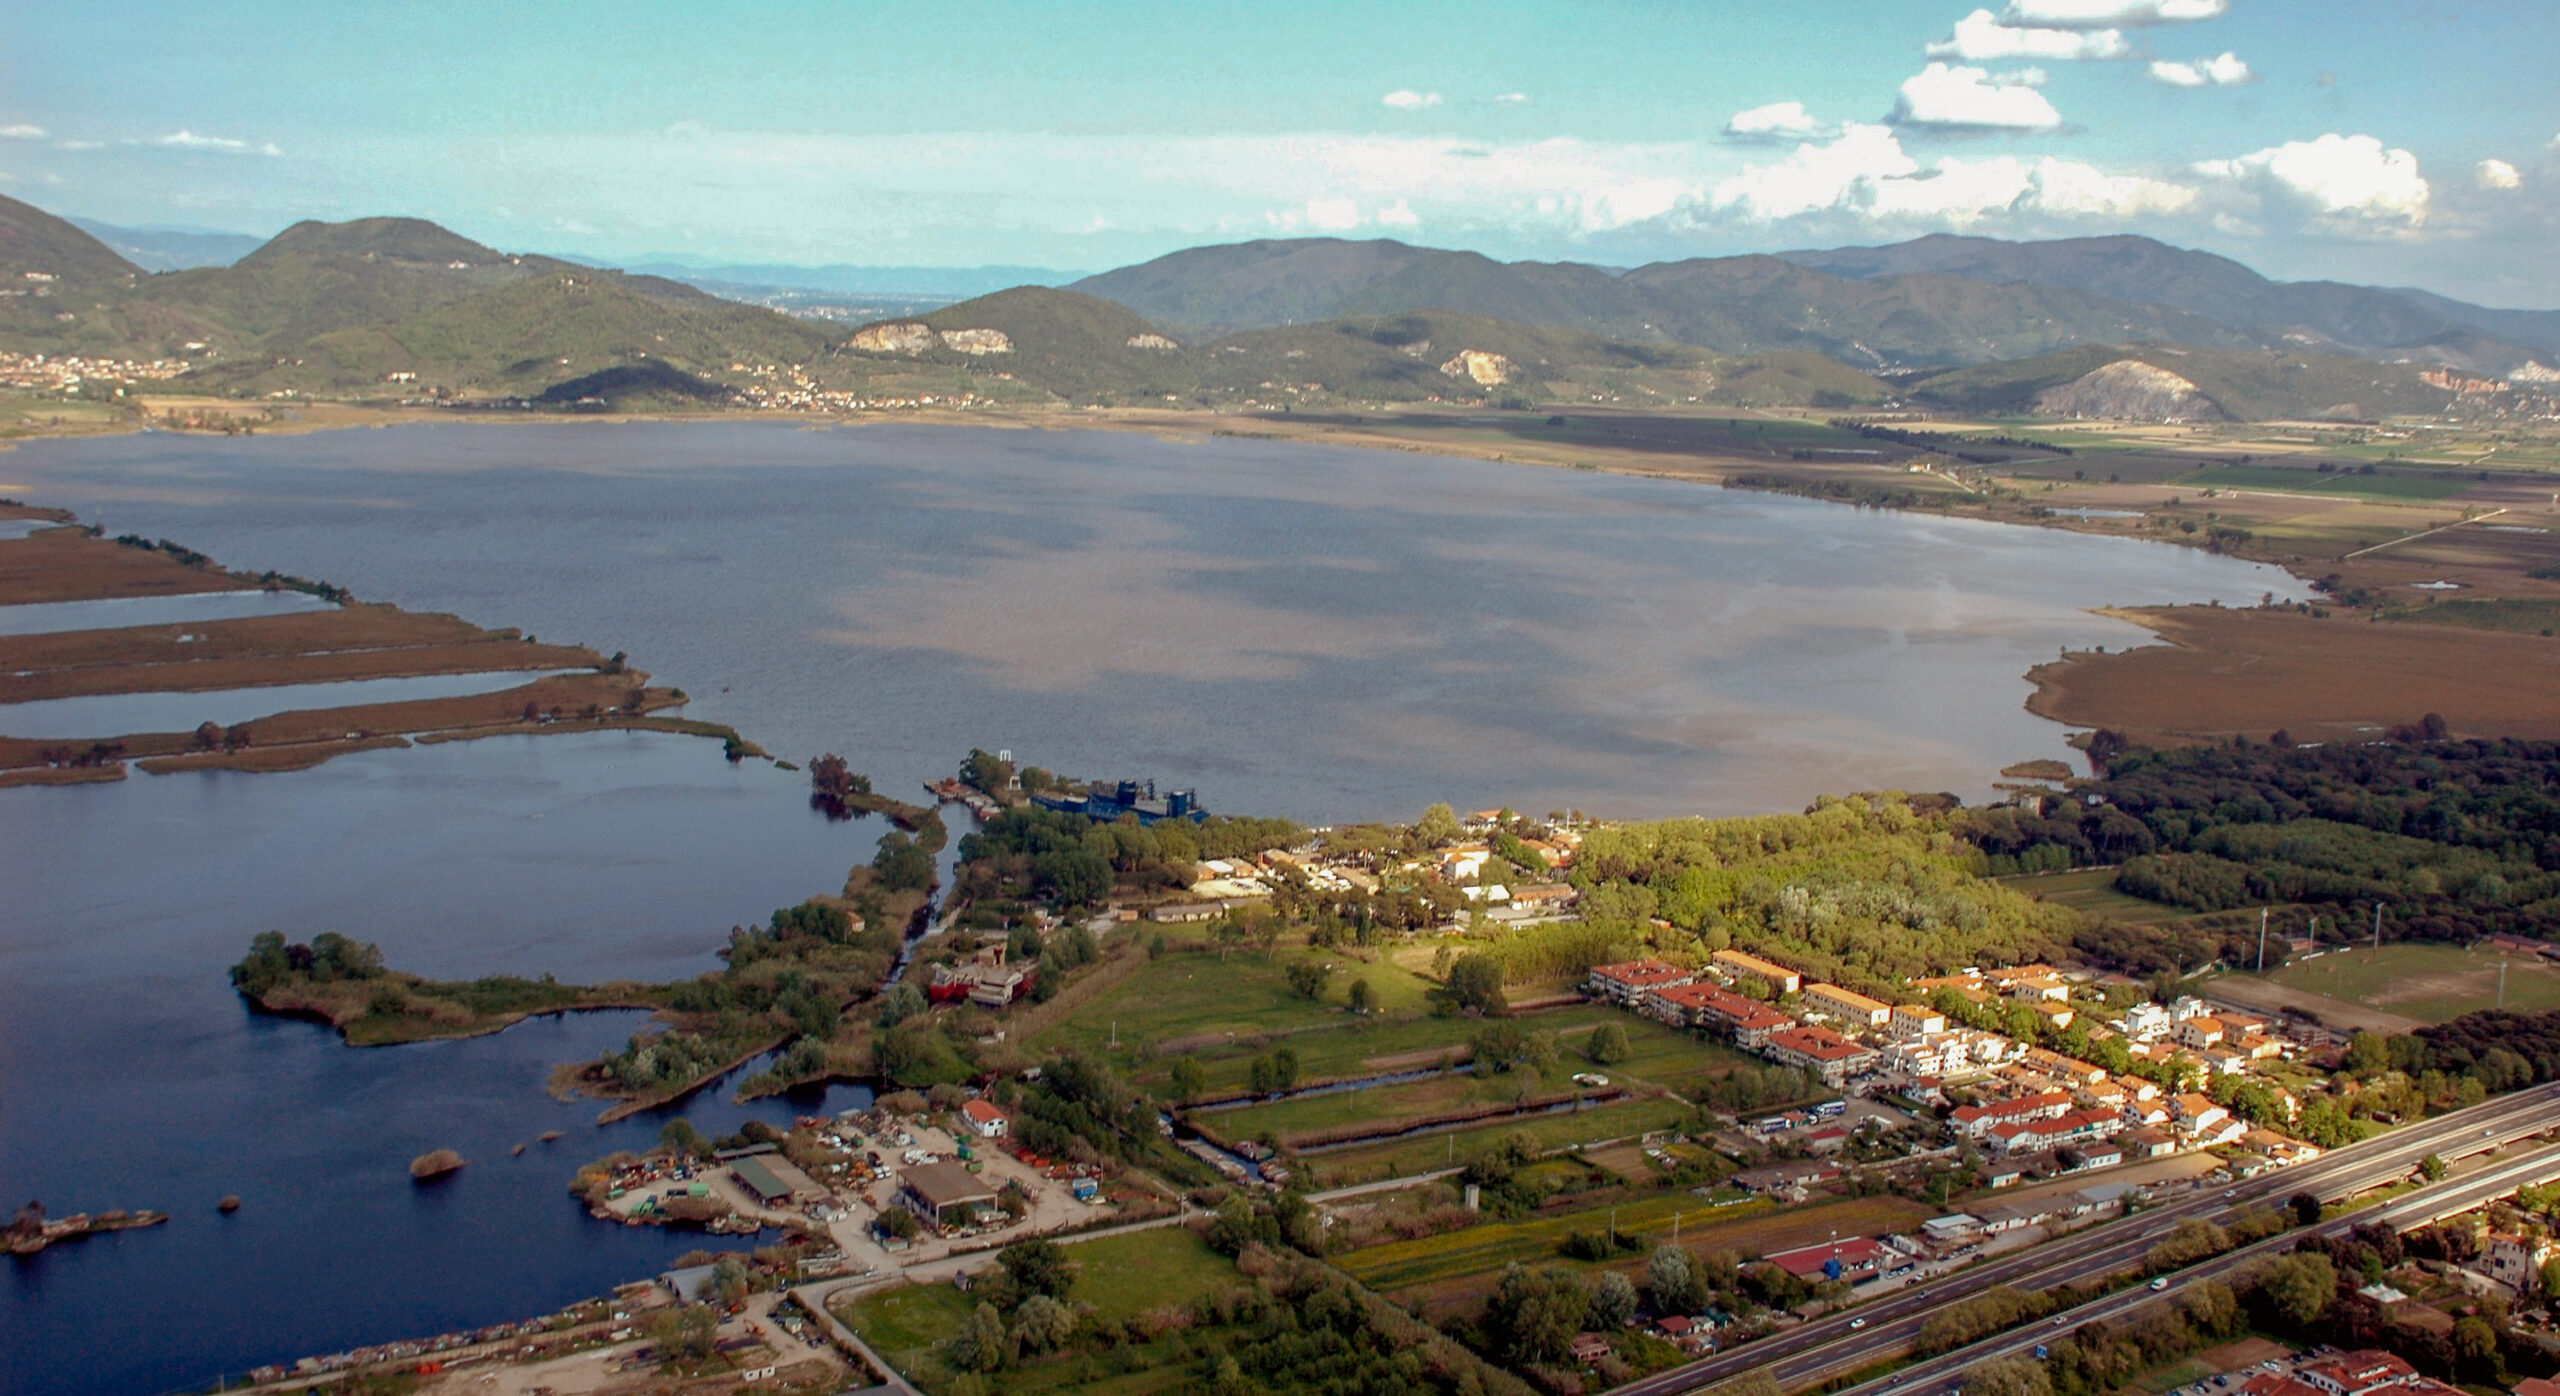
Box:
[0,590,338,637]
[0,732,877,1396]
[0,668,584,740]
[0,519,64,540]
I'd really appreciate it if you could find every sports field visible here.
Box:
[2239,940,2560,1025]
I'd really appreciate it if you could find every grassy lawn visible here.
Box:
[2383,597,2560,635]
[1205,1066,1575,1147]
[835,1229,1249,1395]
[1336,1192,1933,1308]
[2007,868,2190,925]
[1300,1095,1699,1188]
[2257,941,2560,1023]
[2176,463,2473,501]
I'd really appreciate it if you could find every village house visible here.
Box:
[1762,1024,1877,1087]
[1802,982,1892,1029]
[2298,1350,2419,1396]
[2178,1016,2229,1050]
[2484,1232,2560,1293]
[1712,949,1801,995]
[1889,1003,1947,1038]
[960,1099,1010,1139]
[1950,1090,2074,1140]
[1586,958,1694,1005]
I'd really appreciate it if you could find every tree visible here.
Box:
[1650,1243,1703,1315]
[1591,1269,1639,1329]
[1966,1357,2053,1396]
[1485,1264,1588,1367]
[874,831,935,892]
[1587,1022,1631,1065]
[659,1118,706,1158]
[1285,962,1331,1000]
[876,982,926,1030]
[1446,953,1509,1016]
[1347,978,1375,1014]
[711,1254,751,1305]
[1412,802,1464,849]
[1168,1057,1207,1102]
[2450,1315,2499,1382]
[2257,1252,2337,1330]
[2420,1153,2448,1181]
[946,1300,1012,1373]
[2287,1192,2323,1227]
[1010,1293,1076,1353]
[645,1304,719,1364]
[1248,1046,1299,1095]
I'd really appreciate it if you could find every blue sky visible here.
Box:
[4,1,2556,303]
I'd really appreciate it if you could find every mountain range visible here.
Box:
[3,191,2548,420]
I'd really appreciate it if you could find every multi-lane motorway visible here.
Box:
[1836,1138,2560,1396]
[1609,1081,2560,1396]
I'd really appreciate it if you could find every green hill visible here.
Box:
[1903,344,2458,422]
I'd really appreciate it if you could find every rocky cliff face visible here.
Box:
[2032,359,2223,422]
[1438,349,1515,386]
[847,323,1015,355]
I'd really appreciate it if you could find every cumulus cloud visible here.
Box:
[1492,92,1530,105]
[0,123,45,140]
[1724,100,1830,142]
[1707,124,2190,226]
[1891,63,2063,130]
[2476,158,2522,191]
[150,129,283,156]
[1928,10,2130,61]
[2002,0,2227,26]
[2148,52,2252,87]
[1376,198,1421,227]
[1381,90,1443,110]
[54,139,105,151]
[2195,133,2429,228]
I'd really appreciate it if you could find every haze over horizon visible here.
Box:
[7,1,2557,308]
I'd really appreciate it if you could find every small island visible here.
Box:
[229,931,667,1046]
[6,1200,169,1256]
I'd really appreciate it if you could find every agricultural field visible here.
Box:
[1296,1095,1701,1190]
[2175,463,2475,502]
[1334,1192,1931,1315]
[2381,596,2560,635]
[2244,940,2560,1025]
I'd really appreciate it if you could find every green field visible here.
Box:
[835,1227,1250,1396]
[1298,1094,1699,1189]
[2176,463,2474,501]
[2007,868,2190,924]
[2253,940,2560,1023]
[2381,597,2560,635]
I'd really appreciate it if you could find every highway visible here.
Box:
[1609,1080,2560,1396]
[1831,1138,2560,1396]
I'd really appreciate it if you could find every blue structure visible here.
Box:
[1032,779,1207,825]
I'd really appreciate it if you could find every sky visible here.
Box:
[3,0,2557,305]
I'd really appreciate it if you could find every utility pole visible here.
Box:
[2372,903,2383,952]
[2499,960,2509,1010]
[2256,908,2269,973]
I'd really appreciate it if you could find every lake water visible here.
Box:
[0,420,2302,1393]
[0,732,883,1396]
[0,589,338,636]
[0,668,583,740]
[3,420,2302,821]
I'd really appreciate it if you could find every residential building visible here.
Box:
[1803,982,1892,1028]
[1712,949,1801,995]
[2178,1017,2228,1050]
[1987,1107,2123,1157]
[2116,1002,2173,1040]
[1889,1003,1947,1038]
[2485,1232,2560,1293]
[1949,1090,2073,1140]
[1587,958,1693,1004]
[1765,1236,1892,1282]
[2171,1093,2228,1131]
[2299,1350,2419,1396]
[2033,1001,2077,1031]
[960,1099,1010,1139]
[2023,1049,2109,1086]
[1763,1025,1877,1087]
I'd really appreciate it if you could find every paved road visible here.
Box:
[1832,1139,2560,1396]
[1607,1080,2560,1396]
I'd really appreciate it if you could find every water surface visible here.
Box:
[0,589,338,636]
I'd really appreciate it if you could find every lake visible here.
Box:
[0,668,581,740]
[0,419,2300,1392]
[3,420,2302,821]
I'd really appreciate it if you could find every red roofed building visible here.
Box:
[1587,958,1693,1005]
[1764,1236,1893,1282]
[2240,1376,2330,1396]
[1763,1025,1878,1087]
[1648,982,1795,1046]
[1949,1090,2073,1140]
[1986,1107,2124,1156]
[960,1098,1009,1138]
[2299,1350,2418,1396]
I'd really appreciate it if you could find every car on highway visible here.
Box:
[1851,1318,1868,1329]
[2150,1277,2170,1291]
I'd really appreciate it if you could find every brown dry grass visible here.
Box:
[0,529,253,604]
[2026,604,2560,745]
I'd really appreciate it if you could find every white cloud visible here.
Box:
[2030,156,2197,216]
[150,129,283,156]
[1927,10,2130,61]
[1302,197,1362,231]
[1381,90,1443,110]
[2148,52,2252,87]
[1724,100,1829,142]
[1891,63,2064,130]
[2476,158,2523,191]
[55,139,104,151]
[2002,0,2227,26]
[0,123,45,140]
[2196,133,2430,228]
[1708,124,2196,227]
[1376,198,1421,228]
[1492,93,1530,105]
